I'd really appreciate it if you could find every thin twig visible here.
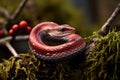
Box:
[0,36,12,44]
[0,7,10,20]
[0,35,29,57]
[0,8,9,34]
[99,3,120,35]
[0,0,28,57]
[0,35,29,44]
[11,0,28,20]
[5,42,18,57]
[15,35,29,40]
[0,36,18,57]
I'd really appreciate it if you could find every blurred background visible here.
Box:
[0,0,119,36]
[0,0,120,60]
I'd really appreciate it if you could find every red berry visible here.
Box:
[19,20,28,29]
[12,24,19,31]
[0,30,5,37]
[26,26,32,33]
[9,29,14,36]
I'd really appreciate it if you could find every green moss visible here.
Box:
[85,30,120,80]
[0,30,120,80]
[0,53,71,80]
[0,53,40,80]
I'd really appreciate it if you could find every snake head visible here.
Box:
[48,24,76,38]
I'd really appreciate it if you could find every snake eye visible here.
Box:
[60,28,68,32]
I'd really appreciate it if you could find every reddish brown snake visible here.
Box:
[29,22,86,61]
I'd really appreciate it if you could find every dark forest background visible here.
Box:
[0,0,119,37]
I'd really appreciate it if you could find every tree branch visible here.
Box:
[99,3,120,35]
[0,36,12,44]
[15,35,29,40]
[0,7,10,20]
[0,36,18,57]
[0,35,29,44]
[11,0,28,20]
[5,42,19,57]
[0,0,28,57]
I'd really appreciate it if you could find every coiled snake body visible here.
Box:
[29,22,86,61]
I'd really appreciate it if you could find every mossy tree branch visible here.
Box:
[99,3,120,35]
